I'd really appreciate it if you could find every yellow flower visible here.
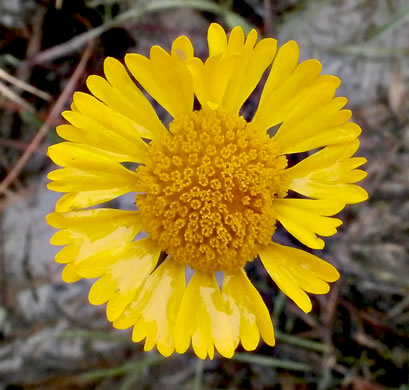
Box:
[47,23,368,359]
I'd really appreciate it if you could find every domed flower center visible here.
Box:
[135,109,288,272]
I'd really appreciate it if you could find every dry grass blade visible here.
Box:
[0,68,52,101]
[28,25,108,65]
[0,80,33,111]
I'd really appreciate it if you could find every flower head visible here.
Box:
[47,23,368,359]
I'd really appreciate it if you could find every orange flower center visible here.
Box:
[135,109,287,272]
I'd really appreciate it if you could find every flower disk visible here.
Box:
[136,109,288,272]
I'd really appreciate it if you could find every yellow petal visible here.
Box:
[56,123,143,163]
[195,25,276,113]
[71,91,154,147]
[281,95,349,132]
[314,156,368,183]
[208,23,227,56]
[223,269,275,350]
[272,87,361,154]
[47,208,139,231]
[171,35,194,61]
[50,229,73,246]
[89,274,117,305]
[53,189,132,212]
[55,244,78,264]
[113,298,141,330]
[133,259,185,356]
[70,101,79,112]
[280,89,347,129]
[48,141,140,169]
[47,209,142,267]
[62,263,81,283]
[274,244,340,282]
[187,54,240,110]
[222,37,277,114]
[278,78,344,128]
[47,142,140,195]
[287,140,368,204]
[47,168,137,193]
[259,243,340,313]
[290,138,360,174]
[113,259,185,357]
[192,317,214,360]
[274,199,344,249]
[173,271,199,354]
[259,40,300,107]
[85,76,155,140]
[288,269,330,295]
[102,57,166,139]
[60,111,146,157]
[132,320,147,342]
[86,239,159,317]
[292,182,368,204]
[47,167,136,193]
[174,271,235,359]
[259,247,312,313]
[338,169,367,183]
[104,240,161,321]
[75,235,156,278]
[107,290,138,324]
[254,57,338,131]
[244,29,258,49]
[227,26,245,51]
[125,45,193,118]
[276,121,361,154]
[59,226,137,267]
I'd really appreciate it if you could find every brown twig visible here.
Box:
[0,217,7,307]
[263,0,274,37]
[0,138,47,154]
[0,39,95,196]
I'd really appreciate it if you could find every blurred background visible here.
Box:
[0,0,409,389]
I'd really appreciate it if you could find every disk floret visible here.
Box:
[136,109,288,272]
